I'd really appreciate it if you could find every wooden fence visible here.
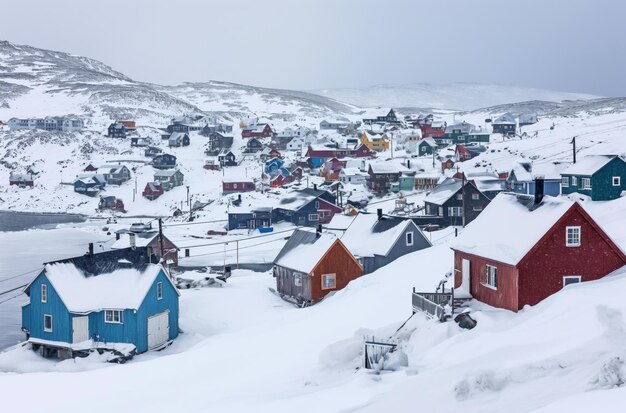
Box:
[411,287,454,322]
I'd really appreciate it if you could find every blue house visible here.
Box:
[74,174,106,196]
[265,157,284,175]
[560,155,626,201]
[152,153,177,169]
[507,162,561,197]
[273,187,342,226]
[21,247,179,360]
[228,207,273,230]
[340,210,431,274]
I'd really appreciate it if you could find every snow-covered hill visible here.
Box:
[312,83,600,111]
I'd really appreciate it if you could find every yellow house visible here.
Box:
[361,131,389,151]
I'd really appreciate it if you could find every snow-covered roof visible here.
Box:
[154,169,180,177]
[420,137,438,148]
[452,193,576,265]
[274,229,338,273]
[41,263,166,313]
[97,164,125,174]
[445,121,475,134]
[424,178,463,205]
[341,213,421,258]
[111,232,158,249]
[369,162,407,174]
[493,112,516,125]
[9,172,33,181]
[341,167,368,177]
[561,155,620,176]
[169,131,187,142]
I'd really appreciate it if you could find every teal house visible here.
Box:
[560,155,626,200]
[435,121,490,145]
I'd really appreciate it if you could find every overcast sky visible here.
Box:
[2,0,625,96]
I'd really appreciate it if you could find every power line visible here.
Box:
[0,284,28,297]
[0,292,24,306]
[174,228,296,249]
[178,236,288,260]
[162,219,228,227]
[0,268,41,284]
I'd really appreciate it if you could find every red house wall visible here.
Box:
[454,251,520,311]
[517,206,626,310]
[309,241,363,302]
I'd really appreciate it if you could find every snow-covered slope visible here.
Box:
[312,83,600,111]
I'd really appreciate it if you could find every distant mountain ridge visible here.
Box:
[311,83,601,111]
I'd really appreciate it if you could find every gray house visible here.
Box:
[96,164,131,185]
[340,210,432,274]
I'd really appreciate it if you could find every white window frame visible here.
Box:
[157,282,163,300]
[43,314,52,332]
[563,275,582,287]
[472,193,479,200]
[571,176,577,186]
[456,193,463,200]
[613,176,621,186]
[294,274,302,287]
[41,284,47,303]
[484,265,497,289]
[406,231,414,246]
[566,226,581,247]
[561,176,569,187]
[321,273,336,290]
[315,201,320,209]
[473,206,483,211]
[308,213,319,221]
[581,177,591,190]
[448,206,463,217]
[438,206,443,216]
[105,310,124,324]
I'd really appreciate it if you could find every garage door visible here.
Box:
[147,311,170,350]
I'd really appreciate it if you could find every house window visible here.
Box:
[43,314,52,332]
[484,265,497,289]
[473,206,483,211]
[563,275,581,287]
[438,206,443,216]
[472,193,479,200]
[613,176,621,186]
[571,176,577,186]
[315,201,320,209]
[581,178,591,189]
[233,183,238,189]
[456,194,463,200]
[566,226,581,247]
[406,231,414,246]
[41,284,47,303]
[308,213,319,221]
[157,282,163,300]
[561,177,569,187]
[448,207,463,216]
[105,310,124,324]
[321,273,336,290]
[294,274,302,287]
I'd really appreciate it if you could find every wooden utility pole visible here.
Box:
[236,240,239,269]
[189,195,193,222]
[571,136,577,164]
[158,218,165,263]
[461,173,466,228]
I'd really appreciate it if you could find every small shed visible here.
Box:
[223,180,255,194]
[9,172,34,187]
[143,182,164,200]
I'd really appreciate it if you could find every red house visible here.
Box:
[242,123,274,138]
[142,181,164,200]
[9,173,34,187]
[452,193,626,312]
[321,158,347,181]
[420,121,446,139]
[273,228,364,305]
[270,174,295,188]
[223,179,255,194]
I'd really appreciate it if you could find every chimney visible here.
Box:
[316,224,322,237]
[238,194,242,202]
[129,233,136,250]
[407,159,411,169]
[377,208,383,220]
[534,175,545,205]
[313,184,317,191]
[116,232,120,240]
[88,243,94,257]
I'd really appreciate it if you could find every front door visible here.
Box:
[72,316,90,343]
[461,259,471,293]
[148,311,170,350]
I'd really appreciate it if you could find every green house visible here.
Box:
[399,172,416,191]
[436,121,490,145]
[154,169,184,191]
[417,138,438,155]
[560,155,626,201]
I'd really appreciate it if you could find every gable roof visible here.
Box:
[341,213,428,257]
[452,193,578,265]
[561,155,622,176]
[274,229,337,273]
[493,112,516,125]
[37,262,174,313]
[424,178,464,205]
